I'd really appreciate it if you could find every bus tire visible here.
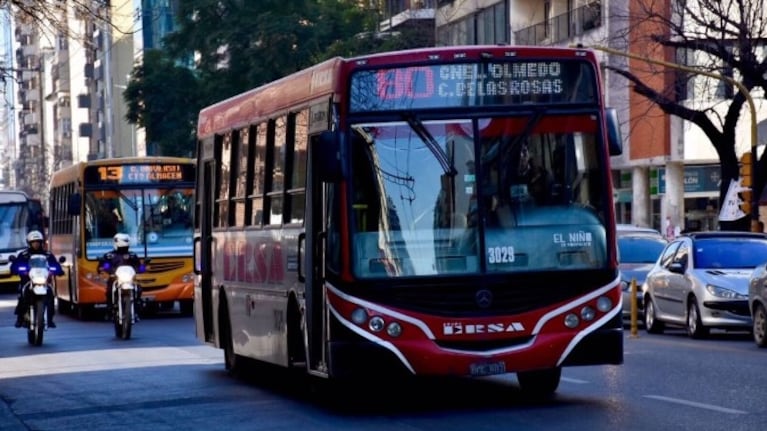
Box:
[58,297,71,314]
[220,300,242,375]
[287,295,306,369]
[179,299,194,316]
[516,367,561,398]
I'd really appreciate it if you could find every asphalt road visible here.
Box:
[1,293,766,431]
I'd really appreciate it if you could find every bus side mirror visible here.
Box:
[68,193,81,216]
[316,131,344,182]
[606,108,623,156]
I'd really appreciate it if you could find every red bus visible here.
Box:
[194,45,624,396]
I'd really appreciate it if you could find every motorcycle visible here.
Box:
[12,254,65,346]
[102,259,148,340]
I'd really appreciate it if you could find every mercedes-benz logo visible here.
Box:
[475,289,493,309]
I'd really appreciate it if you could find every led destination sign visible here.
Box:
[84,164,195,185]
[349,60,597,112]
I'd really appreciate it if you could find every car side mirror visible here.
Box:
[669,262,685,274]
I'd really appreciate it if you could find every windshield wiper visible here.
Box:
[403,115,457,176]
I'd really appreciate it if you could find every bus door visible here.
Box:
[303,130,341,374]
[197,160,215,341]
[304,133,323,373]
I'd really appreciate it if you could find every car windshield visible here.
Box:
[617,236,666,264]
[693,238,767,269]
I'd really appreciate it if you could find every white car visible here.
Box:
[643,231,767,338]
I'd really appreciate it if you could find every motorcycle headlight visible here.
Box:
[29,268,48,285]
[115,266,136,284]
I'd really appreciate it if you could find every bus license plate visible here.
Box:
[470,361,506,377]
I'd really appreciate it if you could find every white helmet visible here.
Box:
[113,233,130,249]
[27,230,44,244]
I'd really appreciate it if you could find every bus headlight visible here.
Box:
[596,296,612,312]
[351,308,368,325]
[369,316,385,332]
[580,306,596,321]
[386,322,402,337]
[564,313,579,328]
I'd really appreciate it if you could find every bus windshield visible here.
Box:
[0,202,30,252]
[84,188,194,259]
[349,114,609,278]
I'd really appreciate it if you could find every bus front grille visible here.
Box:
[146,261,186,272]
[358,271,614,317]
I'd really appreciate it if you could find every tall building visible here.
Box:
[10,10,54,201]
[6,0,182,202]
[0,6,15,189]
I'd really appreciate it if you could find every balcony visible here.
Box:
[514,2,602,46]
[379,0,436,33]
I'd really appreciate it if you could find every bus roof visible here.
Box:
[196,45,600,139]
[197,57,345,139]
[0,190,32,203]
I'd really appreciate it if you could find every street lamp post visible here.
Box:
[585,44,759,232]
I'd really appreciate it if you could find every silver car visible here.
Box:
[747,262,767,347]
[617,225,666,324]
[643,231,767,338]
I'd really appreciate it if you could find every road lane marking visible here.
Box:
[644,395,747,414]
[561,377,589,384]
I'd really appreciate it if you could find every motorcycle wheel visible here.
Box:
[114,293,133,340]
[28,299,45,346]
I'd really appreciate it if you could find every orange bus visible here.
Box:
[194,45,624,396]
[49,157,196,318]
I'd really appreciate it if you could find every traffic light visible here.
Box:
[740,152,753,215]
[740,152,753,188]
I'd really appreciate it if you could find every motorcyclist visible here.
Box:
[97,233,144,318]
[11,230,65,328]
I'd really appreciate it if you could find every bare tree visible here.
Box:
[607,0,767,230]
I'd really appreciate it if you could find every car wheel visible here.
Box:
[753,304,767,348]
[644,298,664,334]
[686,299,709,339]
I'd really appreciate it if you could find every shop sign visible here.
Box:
[653,165,721,195]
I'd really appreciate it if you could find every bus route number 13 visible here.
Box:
[98,166,123,181]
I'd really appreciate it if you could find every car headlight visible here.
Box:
[620,280,630,291]
[705,284,747,299]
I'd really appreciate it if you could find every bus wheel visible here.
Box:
[179,300,193,316]
[220,303,242,375]
[516,367,561,398]
[287,300,306,369]
[75,304,86,320]
[57,297,71,314]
